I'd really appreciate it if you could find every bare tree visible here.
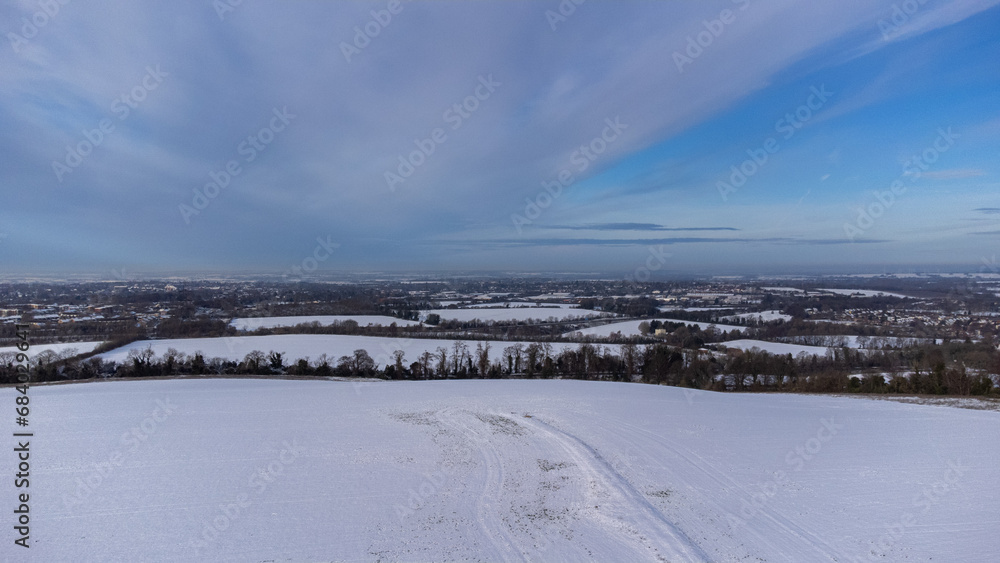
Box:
[242,350,265,373]
[452,341,468,376]
[511,343,524,374]
[392,349,406,378]
[620,342,638,381]
[436,346,448,376]
[420,350,434,379]
[525,343,541,378]
[350,349,375,376]
[475,341,490,378]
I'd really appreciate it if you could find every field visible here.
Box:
[0,341,105,358]
[717,339,832,356]
[564,319,745,339]
[8,379,998,562]
[419,308,612,323]
[719,310,793,323]
[231,315,421,330]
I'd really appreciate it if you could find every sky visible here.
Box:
[1,0,998,278]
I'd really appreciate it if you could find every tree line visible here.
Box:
[3,339,996,397]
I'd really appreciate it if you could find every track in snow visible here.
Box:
[435,406,709,562]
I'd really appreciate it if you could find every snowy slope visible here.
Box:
[818,288,909,298]
[564,319,745,338]
[7,379,998,562]
[421,308,611,323]
[231,315,420,330]
[719,339,831,356]
[463,302,577,309]
[720,310,793,323]
[655,318,746,332]
[0,340,105,358]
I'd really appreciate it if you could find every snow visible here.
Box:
[657,306,732,312]
[719,339,831,356]
[655,318,745,332]
[94,334,586,367]
[818,288,909,298]
[0,340,105,358]
[761,287,805,293]
[462,302,576,309]
[421,307,610,323]
[231,315,420,330]
[564,319,745,338]
[720,310,792,323]
[782,335,936,349]
[10,379,998,561]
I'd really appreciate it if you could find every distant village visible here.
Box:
[1,274,998,396]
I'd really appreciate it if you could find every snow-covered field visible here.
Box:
[231,315,421,331]
[421,307,611,323]
[9,379,997,561]
[94,334,585,366]
[818,288,909,298]
[657,306,733,312]
[563,319,745,338]
[720,310,793,323]
[782,335,939,349]
[0,340,105,358]
[719,339,831,356]
[462,302,576,309]
[655,318,746,332]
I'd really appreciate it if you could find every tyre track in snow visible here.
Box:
[522,416,712,562]
[435,407,526,562]
[587,411,849,562]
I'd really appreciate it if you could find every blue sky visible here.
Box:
[1,0,998,277]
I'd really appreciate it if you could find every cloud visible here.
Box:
[541,223,739,232]
[921,169,986,180]
[455,237,891,248]
[0,0,993,273]
[975,208,1000,214]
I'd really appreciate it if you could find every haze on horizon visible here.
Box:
[1,0,998,277]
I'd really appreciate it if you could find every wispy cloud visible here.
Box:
[922,169,986,180]
[541,223,739,232]
[0,0,994,273]
[975,207,1000,214]
[457,237,891,248]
